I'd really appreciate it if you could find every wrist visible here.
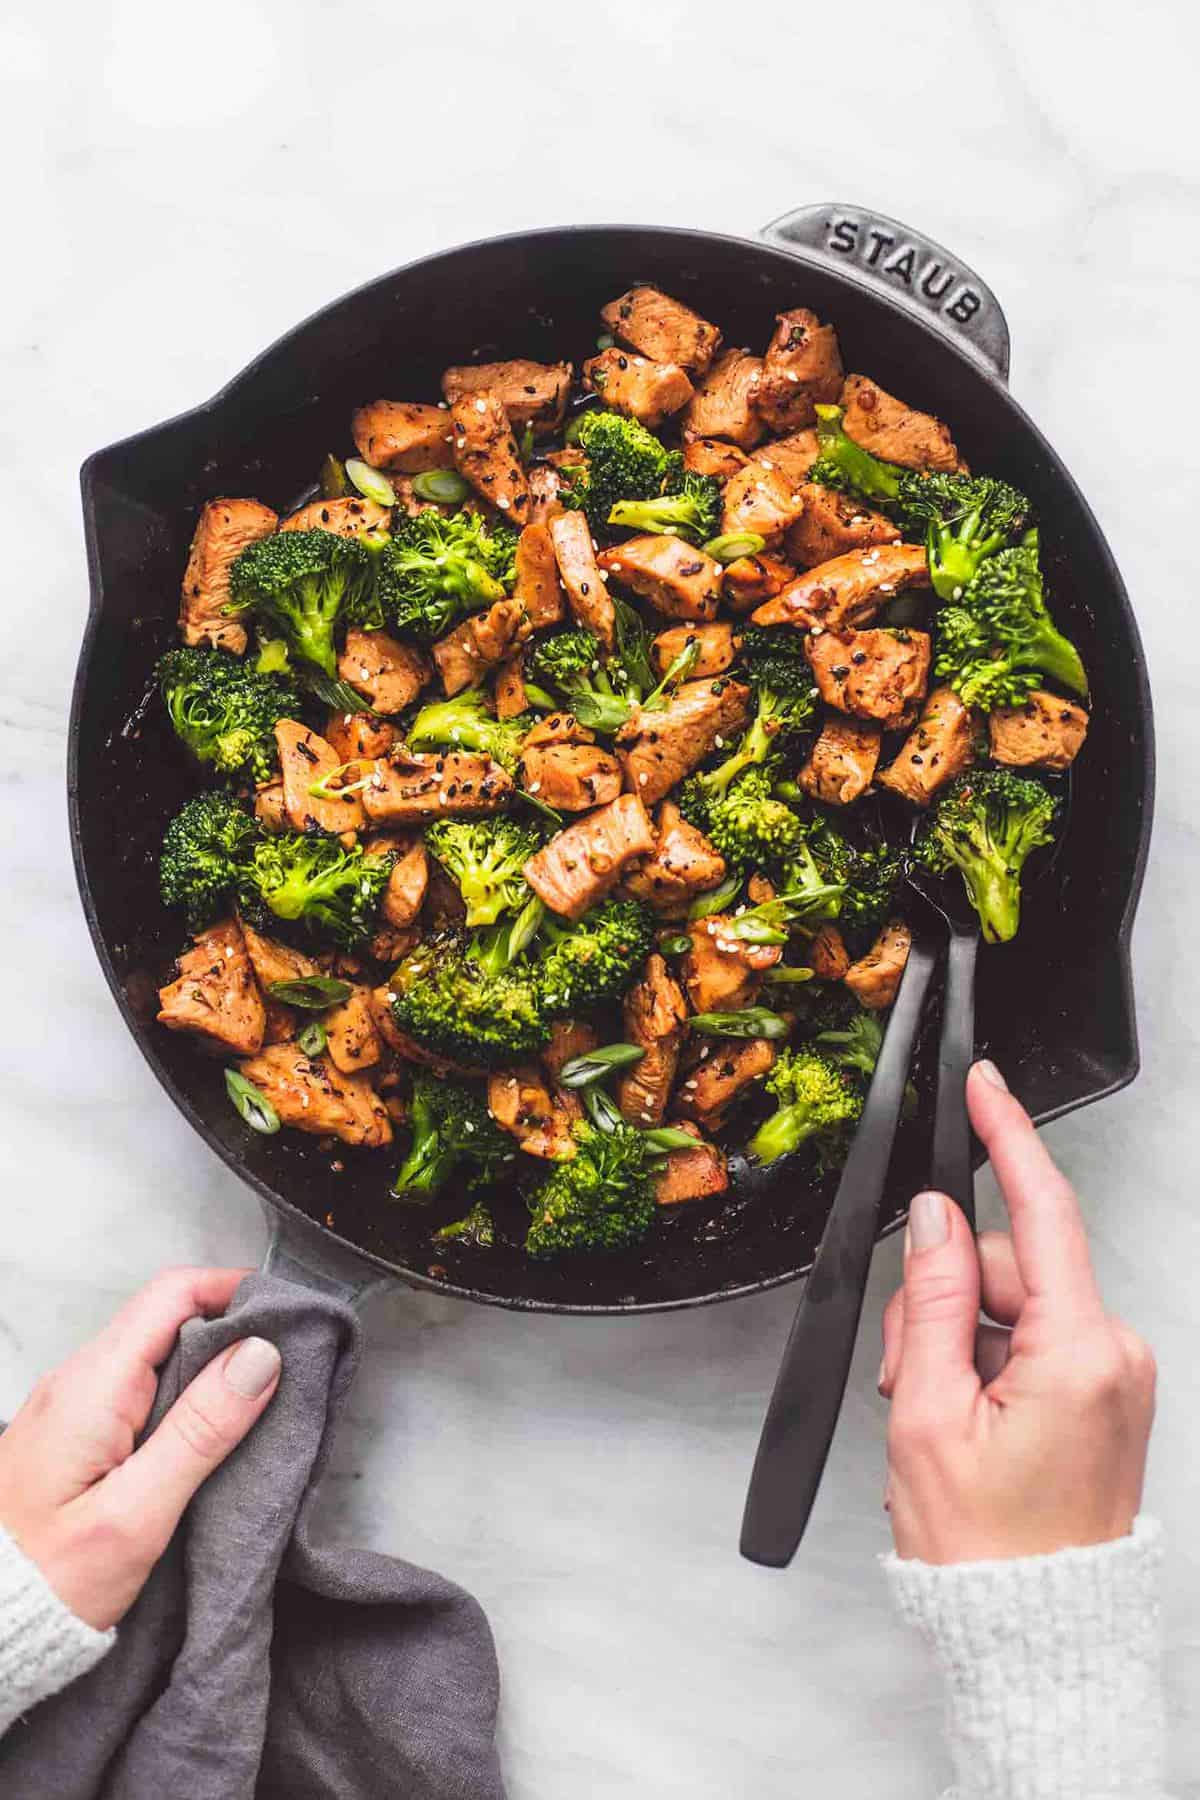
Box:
[0,1520,114,1733]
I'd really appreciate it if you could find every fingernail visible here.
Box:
[974,1058,1008,1091]
[908,1191,949,1251]
[876,1356,887,1394]
[224,1337,281,1399]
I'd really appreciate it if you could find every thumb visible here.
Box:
[893,1191,981,1408]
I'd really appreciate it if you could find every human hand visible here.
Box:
[0,1268,280,1629]
[879,1062,1155,1564]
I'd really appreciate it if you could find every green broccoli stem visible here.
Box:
[1016,622,1089,698]
[747,1105,822,1165]
[813,405,901,504]
[944,843,1021,945]
[697,695,778,796]
[392,1130,448,1199]
[928,513,1007,602]
[607,496,703,543]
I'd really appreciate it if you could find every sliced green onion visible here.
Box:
[522,681,559,713]
[688,871,743,920]
[559,1043,646,1089]
[703,531,767,564]
[518,789,565,829]
[297,1019,328,1056]
[642,638,700,712]
[266,976,352,1010]
[319,453,349,500]
[295,664,370,713]
[345,458,396,507]
[412,467,471,505]
[519,423,535,464]
[582,1085,624,1134]
[505,895,546,960]
[643,1126,701,1157]
[596,331,615,350]
[224,1069,280,1134]
[765,965,816,985]
[307,760,374,802]
[728,917,789,946]
[658,933,692,956]
[690,1008,791,1040]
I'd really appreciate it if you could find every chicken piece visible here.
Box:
[583,348,693,428]
[495,655,527,719]
[651,622,736,681]
[179,498,277,655]
[280,497,390,539]
[275,719,366,834]
[841,374,961,473]
[351,400,453,474]
[514,520,567,626]
[750,429,820,489]
[324,709,396,763]
[877,686,978,807]
[747,873,776,907]
[676,1039,776,1132]
[541,1020,598,1086]
[365,833,429,928]
[521,712,591,749]
[488,1066,580,1161]
[254,780,288,833]
[527,463,567,526]
[808,923,850,982]
[988,691,1090,772]
[432,597,531,697]
[238,919,320,990]
[613,954,689,1128]
[845,919,912,1011]
[262,1000,298,1046]
[751,543,930,631]
[683,437,749,482]
[323,984,384,1074]
[616,678,751,806]
[754,308,844,434]
[683,913,782,1015]
[521,740,623,812]
[721,462,806,546]
[807,630,932,730]
[597,535,723,623]
[236,1044,392,1148]
[600,285,721,375]
[785,485,901,570]
[337,628,431,714]
[682,350,765,450]
[441,359,572,434]
[548,511,614,648]
[450,392,530,523]
[368,989,482,1077]
[654,1120,729,1207]
[361,751,513,824]
[623,801,726,915]
[798,714,883,806]
[522,793,655,921]
[157,918,265,1056]
[720,551,797,614]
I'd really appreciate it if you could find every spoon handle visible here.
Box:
[739,935,938,1568]
[930,924,980,1231]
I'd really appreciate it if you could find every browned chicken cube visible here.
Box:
[798,714,883,806]
[877,686,978,806]
[721,463,807,546]
[548,511,615,648]
[615,955,689,1127]
[785,486,901,570]
[179,498,277,654]
[254,780,288,833]
[521,737,623,812]
[275,719,366,834]
[324,984,384,1074]
[683,913,782,1014]
[495,655,527,719]
[676,1038,776,1131]
[653,1121,729,1206]
[338,628,431,714]
[324,709,396,762]
[682,350,765,450]
[361,751,513,824]
[157,919,265,1056]
[806,630,932,730]
[624,801,726,915]
[450,392,530,524]
[238,919,320,991]
[280,497,390,538]
[522,793,656,921]
[845,920,912,1011]
[597,536,723,623]
[841,374,961,472]
[488,1066,580,1160]
[236,1045,392,1148]
[651,622,736,681]
[720,551,797,614]
[601,285,721,375]
[754,308,844,434]
[441,359,572,434]
[541,1020,598,1086]
[515,521,567,626]
[365,833,429,928]
[809,923,851,982]
[751,543,930,632]
[432,597,531,697]
[583,348,694,428]
[520,713,592,750]
[527,463,567,526]
[351,400,453,473]
[988,691,1089,772]
[750,429,820,489]
[683,437,749,481]
[616,678,751,806]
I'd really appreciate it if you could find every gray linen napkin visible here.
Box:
[0,1273,505,1800]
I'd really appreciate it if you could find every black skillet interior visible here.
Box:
[73,225,1152,1313]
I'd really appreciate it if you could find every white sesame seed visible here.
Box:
[878,582,894,594]
[455,437,467,449]
[639,772,648,784]
[528,781,541,793]
[474,398,488,413]
[714,735,724,747]
[497,495,510,510]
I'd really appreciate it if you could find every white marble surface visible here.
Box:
[2,1,1199,1792]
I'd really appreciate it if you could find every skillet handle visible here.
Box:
[759,203,1011,384]
[260,1201,389,1309]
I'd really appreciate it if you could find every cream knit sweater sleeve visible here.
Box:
[0,1521,113,1736]
[883,1516,1168,1799]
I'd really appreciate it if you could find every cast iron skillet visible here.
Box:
[71,204,1154,1312]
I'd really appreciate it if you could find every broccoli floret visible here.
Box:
[157,646,300,783]
[388,931,549,1067]
[246,832,396,947]
[933,537,1087,709]
[425,817,540,928]
[696,640,816,797]
[524,1118,656,1258]
[536,899,655,1015]
[560,410,675,534]
[392,1077,511,1201]
[607,469,722,545]
[159,790,261,926]
[917,769,1057,944]
[226,529,375,676]
[405,687,530,774]
[747,1049,864,1165]
[806,820,904,939]
[433,1201,496,1247]
[813,1008,884,1082]
[680,767,806,872]
[377,510,518,640]
[525,629,636,733]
